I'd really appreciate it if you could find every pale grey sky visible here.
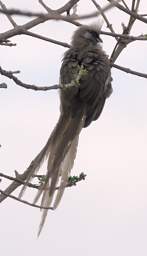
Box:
[0,1,147,255]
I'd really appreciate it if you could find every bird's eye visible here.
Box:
[83,31,102,42]
[83,31,93,40]
[90,31,99,38]
[90,31,103,42]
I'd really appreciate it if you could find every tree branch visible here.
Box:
[0,189,53,210]
[107,0,147,24]
[0,0,17,27]
[0,171,86,204]
[100,30,147,41]
[0,172,39,189]
[23,30,70,48]
[0,66,60,91]
[110,0,141,63]
[38,0,53,13]
[112,63,147,79]
[0,1,121,20]
[91,0,116,35]
[0,83,7,88]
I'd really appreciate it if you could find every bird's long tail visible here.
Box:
[19,108,85,236]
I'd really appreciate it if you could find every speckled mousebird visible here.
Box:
[19,23,113,236]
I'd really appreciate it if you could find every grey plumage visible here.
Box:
[19,24,112,236]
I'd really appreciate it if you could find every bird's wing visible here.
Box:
[79,50,112,127]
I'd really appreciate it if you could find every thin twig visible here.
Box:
[38,0,53,13]
[112,64,147,79]
[121,0,130,10]
[0,156,45,203]
[0,7,81,21]
[0,189,53,210]
[55,0,80,14]
[100,30,147,41]
[0,172,39,189]
[0,172,86,191]
[24,30,70,48]
[110,0,141,63]
[0,1,121,20]
[0,2,81,44]
[107,0,147,24]
[0,146,86,204]
[0,66,60,91]
[91,0,116,34]
[0,1,123,44]
[0,42,16,46]
[0,0,17,27]
[0,83,7,88]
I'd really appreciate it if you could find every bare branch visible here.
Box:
[38,0,53,13]
[110,0,141,63]
[24,30,70,48]
[107,0,147,24]
[0,0,17,27]
[112,64,147,79]
[121,0,130,10]
[55,0,80,14]
[0,41,16,46]
[0,172,86,190]
[0,7,79,20]
[0,1,124,44]
[0,1,121,20]
[0,189,53,210]
[0,170,86,204]
[0,83,7,88]
[0,172,39,189]
[0,14,80,44]
[91,0,116,34]
[100,30,147,41]
[0,66,60,91]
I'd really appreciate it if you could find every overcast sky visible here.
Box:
[0,1,147,255]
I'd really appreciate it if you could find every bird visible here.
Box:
[19,23,112,236]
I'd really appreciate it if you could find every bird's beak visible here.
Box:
[98,36,103,43]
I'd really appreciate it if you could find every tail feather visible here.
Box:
[37,136,80,236]
[37,111,85,235]
[37,184,50,237]
[19,108,85,236]
[53,134,79,209]
[18,114,68,199]
[18,146,49,199]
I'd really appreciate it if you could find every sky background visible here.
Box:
[0,0,147,255]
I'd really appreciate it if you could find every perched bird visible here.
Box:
[19,23,112,236]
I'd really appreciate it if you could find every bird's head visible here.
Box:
[71,23,103,48]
